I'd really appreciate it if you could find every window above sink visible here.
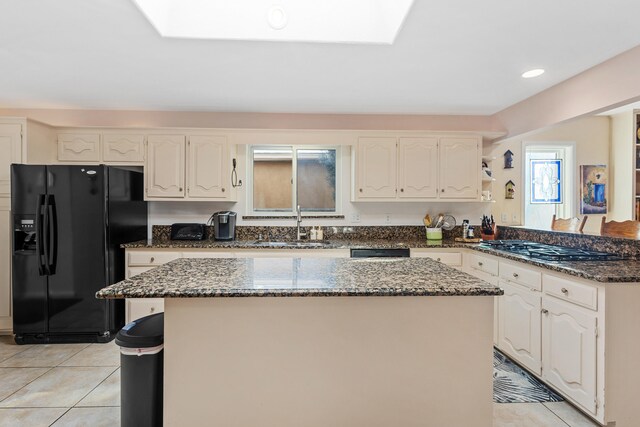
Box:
[248,145,341,216]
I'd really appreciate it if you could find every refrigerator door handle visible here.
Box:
[47,195,58,275]
[42,194,51,276]
[35,194,46,276]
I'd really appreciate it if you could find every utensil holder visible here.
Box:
[425,227,443,241]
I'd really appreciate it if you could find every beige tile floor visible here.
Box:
[0,336,120,427]
[0,336,600,427]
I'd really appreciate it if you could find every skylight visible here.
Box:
[131,0,414,44]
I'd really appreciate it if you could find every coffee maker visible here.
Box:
[211,211,237,241]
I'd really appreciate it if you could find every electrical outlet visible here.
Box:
[384,214,391,224]
[350,212,361,223]
[512,213,518,223]
[501,213,508,223]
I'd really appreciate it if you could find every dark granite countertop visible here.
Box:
[469,245,640,283]
[121,238,462,250]
[96,257,502,299]
[121,238,640,283]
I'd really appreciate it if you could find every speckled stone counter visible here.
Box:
[96,257,502,299]
[122,237,640,283]
[121,238,460,250]
[470,245,640,283]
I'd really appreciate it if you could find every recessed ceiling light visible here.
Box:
[131,0,415,44]
[522,69,545,79]
[267,6,288,30]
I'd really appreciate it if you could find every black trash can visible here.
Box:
[115,313,164,427]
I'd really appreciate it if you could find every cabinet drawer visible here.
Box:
[411,251,462,266]
[500,261,542,291]
[468,253,499,276]
[544,274,597,311]
[126,298,164,323]
[128,251,181,266]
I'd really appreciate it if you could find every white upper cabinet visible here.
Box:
[103,134,145,163]
[397,137,438,199]
[145,133,235,201]
[187,135,228,199]
[146,135,186,198]
[57,131,145,164]
[353,133,481,202]
[58,133,101,162]
[356,137,397,199]
[439,137,480,199]
[0,124,22,196]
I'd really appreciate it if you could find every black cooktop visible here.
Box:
[478,240,623,262]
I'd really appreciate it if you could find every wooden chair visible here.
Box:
[600,217,640,239]
[551,214,587,233]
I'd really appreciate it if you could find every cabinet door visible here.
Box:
[58,133,100,162]
[498,280,542,374]
[356,137,397,199]
[0,207,10,320]
[542,297,597,414]
[103,134,145,163]
[438,137,479,199]
[187,135,229,198]
[397,137,438,199]
[0,124,22,195]
[146,135,186,198]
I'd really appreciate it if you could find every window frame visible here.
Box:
[521,141,576,229]
[247,144,342,216]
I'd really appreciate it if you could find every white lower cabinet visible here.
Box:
[463,252,500,344]
[498,280,542,375]
[542,295,597,414]
[410,249,462,268]
[125,249,183,323]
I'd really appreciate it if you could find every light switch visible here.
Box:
[501,213,508,222]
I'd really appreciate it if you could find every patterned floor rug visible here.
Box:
[493,349,564,403]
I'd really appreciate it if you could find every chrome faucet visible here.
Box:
[296,205,307,240]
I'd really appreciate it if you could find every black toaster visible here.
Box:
[170,223,206,240]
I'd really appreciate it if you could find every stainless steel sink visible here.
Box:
[251,241,331,247]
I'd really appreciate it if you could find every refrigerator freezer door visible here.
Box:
[45,165,109,334]
[11,165,48,334]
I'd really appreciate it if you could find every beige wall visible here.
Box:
[494,45,640,139]
[489,116,610,234]
[609,112,635,221]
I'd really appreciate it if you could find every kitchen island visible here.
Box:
[97,256,502,427]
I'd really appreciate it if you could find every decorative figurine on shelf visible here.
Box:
[505,180,516,199]
[504,150,514,169]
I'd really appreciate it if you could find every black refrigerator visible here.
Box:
[11,165,147,344]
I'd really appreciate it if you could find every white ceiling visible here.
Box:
[1,0,640,115]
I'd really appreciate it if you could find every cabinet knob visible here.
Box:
[400,188,404,192]
[150,307,155,313]
[561,287,569,295]
[478,262,483,266]
[179,187,183,192]
[436,258,441,262]
[222,188,225,192]
[441,189,445,192]
[359,188,363,193]
[150,257,155,263]
[541,309,549,315]
[512,273,519,278]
